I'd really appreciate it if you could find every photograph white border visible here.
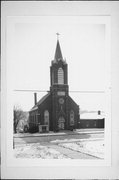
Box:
[1,1,119,179]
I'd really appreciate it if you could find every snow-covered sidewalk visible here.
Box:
[14,143,70,159]
[59,139,104,159]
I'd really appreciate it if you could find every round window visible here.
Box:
[59,98,64,104]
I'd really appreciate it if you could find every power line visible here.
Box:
[70,91,105,93]
[14,90,49,92]
[14,89,105,93]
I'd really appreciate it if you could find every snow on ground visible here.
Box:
[51,137,103,143]
[51,138,80,143]
[59,140,104,159]
[14,143,70,159]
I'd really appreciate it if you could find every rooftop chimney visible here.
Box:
[34,93,37,106]
[98,110,101,115]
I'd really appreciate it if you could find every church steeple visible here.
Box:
[50,35,68,86]
[54,39,63,61]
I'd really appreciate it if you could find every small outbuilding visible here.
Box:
[79,111,105,129]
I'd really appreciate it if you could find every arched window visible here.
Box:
[44,110,49,125]
[58,67,64,84]
[70,110,74,125]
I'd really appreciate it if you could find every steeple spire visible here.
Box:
[54,33,63,61]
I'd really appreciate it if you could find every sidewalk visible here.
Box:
[75,128,104,134]
[14,128,104,138]
[76,128,104,132]
[47,144,97,159]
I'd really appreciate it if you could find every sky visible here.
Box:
[10,16,106,112]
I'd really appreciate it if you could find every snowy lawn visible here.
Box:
[59,140,104,159]
[14,143,69,159]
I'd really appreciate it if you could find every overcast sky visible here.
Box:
[11,16,106,112]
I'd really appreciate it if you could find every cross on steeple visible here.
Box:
[56,33,60,40]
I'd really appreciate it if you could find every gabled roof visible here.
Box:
[68,95,79,107]
[58,106,65,116]
[80,112,105,120]
[30,92,50,112]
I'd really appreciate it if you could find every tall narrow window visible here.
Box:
[58,67,64,84]
[44,110,49,125]
[70,110,74,125]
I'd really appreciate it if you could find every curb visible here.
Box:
[14,130,104,139]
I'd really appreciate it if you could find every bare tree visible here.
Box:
[13,105,26,133]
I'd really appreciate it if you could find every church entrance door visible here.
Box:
[58,116,65,130]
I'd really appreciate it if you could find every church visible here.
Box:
[29,36,80,133]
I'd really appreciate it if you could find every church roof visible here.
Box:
[68,95,79,107]
[80,112,105,120]
[54,40,63,61]
[30,92,50,112]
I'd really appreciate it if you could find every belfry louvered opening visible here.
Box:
[58,67,64,84]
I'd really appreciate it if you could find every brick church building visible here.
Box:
[29,37,80,133]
